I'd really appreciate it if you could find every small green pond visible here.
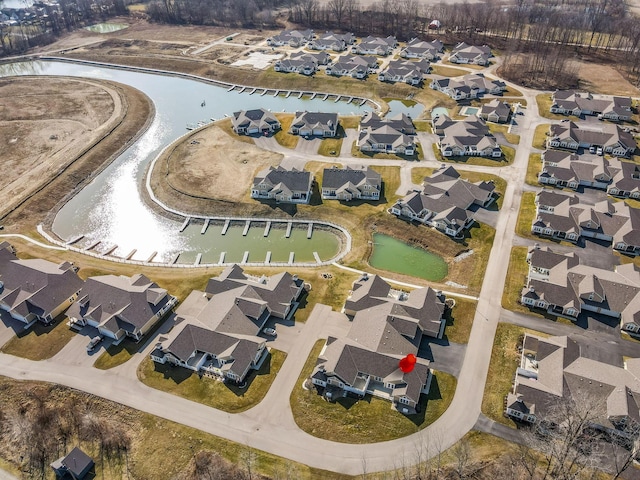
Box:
[369,233,448,281]
[85,23,129,33]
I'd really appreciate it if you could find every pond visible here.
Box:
[85,23,129,33]
[369,233,448,282]
[384,99,425,119]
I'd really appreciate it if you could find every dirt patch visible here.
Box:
[152,123,283,204]
[573,58,640,96]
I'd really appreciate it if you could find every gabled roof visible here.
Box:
[322,166,381,191]
[291,111,338,131]
[253,166,312,194]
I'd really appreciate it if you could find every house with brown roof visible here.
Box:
[290,111,339,137]
[151,265,304,383]
[0,242,83,326]
[310,274,446,413]
[231,108,281,136]
[66,274,177,342]
[547,122,636,157]
[321,166,381,201]
[506,333,640,440]
[251,166,313,204]
[449,42,492,65]
[550,90,633,121]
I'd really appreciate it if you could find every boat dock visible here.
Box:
[298,91,303,98]
[219,252,226,264]
[125,249,137,260]
[313,252,321,264]
[242,220,251,236]
[286,91,292,98]
[264,221,271,237]
[222,219,230,235]
[334,95,341,103]
[179,217,190,232]
[170,253,180,265]
[241,251,250,264]
[307,222,313,238]
[288,252,295,264]
[265,251,271,263]
[227,85,234,92]
[239,86,246,93]
[104,245,118,256]
[273,90,279,97]
[260,89,267,96]
[285,221,293,238]
[201,219,210,234]
[146,251,157,263]
[66,235,84,245]
[248,88,256,94]
[195,253,202,265]
[85,240,100,251]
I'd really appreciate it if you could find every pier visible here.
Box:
[104,245,118,256]
[260,89,267,96]
[264,221,271,237]
[222,219,230,235]
[265,251,271,264]
[146,252,157,263]
[298,91,303,98]
[323,94,328,100]
[286,91,292,98]
[285,221,293,238]
[66,235,84,245]
[334,95,341,103]
[125,249,137,260]
[242,220,251,236]
[307,222,313,239]
[311,92,317,99]
[239,86,246,93]
[170,253,180,265]
[288,252,295,264]
[313,252,321,264]
[85,240,100,251]
[219,252,226,264]
[179,217,190,232]
[227,85,234,92]
[195,253,202,266]
[273,90,279,97]
[248,88,256,94]
[241,251,250,264]
[201,219,210,234]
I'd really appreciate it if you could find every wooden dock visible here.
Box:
[170,253,180,265]
[85,240,100,251]
[264,221,271,237]
[146,251,157,263]
[313,252,321,264]
[179,217,190,232]
[241,251,250,264]
[307,222,313,239]
[195,253,202,265]
[288,252,295,264]
[285,221,293,238]
[298,91,303,98]
[239,86,246,93]
[334,95,341,103]
[66,235,84,245]
[125,249,137,260]
[273,90,279,97]
[227,85,234,92]
[265,251,271,264]
[219,252,226,264]
[260,89,267,96]
[104,245,118,256]
[201,219,210,234]
[222,219,230,235]
[286,91,292,98]
[242,220,251,236]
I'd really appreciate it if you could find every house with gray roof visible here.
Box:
[437,115,503,158]
[538,150,616,190]
[506,332,640,439]
[232,108,280,136]
[251,166,313,204]
[360,111,415,135]
[378,59,427,85]
[290,50,331,65]
[521,245,640,325]
[321,166,381,201]
[308,31,355,51]
[550,90,633,121]
[479,99,511,123]
[357,125,416,155]
[326,54,378,78]
[151,265,304,383]
[290,111,339,137]
[66,274,177,342]
[310,274,446,413]
[352,35,397,56]
[430,73,506,101]
[400,38,444,60]
[449,42,492,65]
[607,159,640,199]
[274,58,317,75]
[267,29,313,47]
[0,243,83,326]
[51,446,94,480]
[547,121,636,157]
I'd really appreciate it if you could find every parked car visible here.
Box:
[262,327,277,337]
[86,335,104,352]
[596,147,603,156]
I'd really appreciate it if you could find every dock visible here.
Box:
[347,96,353,103]
[239,86,246,93]
[125,249,137,260]
[360,99,367,106]
[311,92,317,99]
[273,90,279,97]
[222,219,230,235]
[260,89,267,96]
[241,251,250,264]
[264,221,271,237]
[104,245,118,256]
[227,85,234,92]
[248,88,256,94]
[195,253,202,266]
[323,94,328,100]
[66,235,84,245]
[313,252,321,264]
[285,221,293,238]
[288,252,295,264]
[170,253,180,264]
[219,252,226,264]
[265,251,271,264]
[286,91,292,98]
[298,91,303,98]
[146,251,157,263]
[334,95,341,103]
[85,240,100,251]
[242,220,251,236]
[179,217,190,232]
[307,222,313,239]
[201,219,210,234]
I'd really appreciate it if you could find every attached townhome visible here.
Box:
[521,245,640,325]
[326,54,378,78]
[308,31,355,51]
[251,165,313,204]
[151,265,304,383]
[357,125,416,155]
[607,160,640,199]
[448,42,492,65]
[290,111,339,137]
[267,29,314,47]
[360,111,416,135]
[400,38,444,60]
[378,59,427,85]
[390,166,495,237]
[550,90,633,121]
[538,150,616,190]
[310,274,446,414]
[479,99,511,123]
[274,58,317,75]
[321,166,381,201]
[290,50,331,65]
[0,242,83,326]
[66,274,177,342]
[506,332,640,440]
[547,122,636,158]
[352,35,397,56]
[232,108,281,136]
[532,189,640,252]
[437,115,503,158]
[430,73,506,101]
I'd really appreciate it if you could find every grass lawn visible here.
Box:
[526,153,542,186]
[532,124,550,149]
[216,118,255,144]
[515,191,536,239]
[0,314,75,360]
[138,349,286,413]
[503,86,524,97]
[411,166,436,185]
[501,247,529,312]
[339,115,360,129]
[536,93,579,121]
[444,298,477,344]
[290,340,457,443]
[273,113,298,149]
[414,120,431,132]
[318,136,343,157]
[430,65,467,77]
[93,336,141,370]
[487,123,520,145]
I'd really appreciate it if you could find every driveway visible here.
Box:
[294,137,322,155]
[51,324,112,367]
[341,128,358,157]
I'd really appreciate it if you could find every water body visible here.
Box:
[0,60,373,264]
[85,23,129,33]
[384,99,425,118]
[369,233,448,281]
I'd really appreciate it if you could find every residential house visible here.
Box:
[0,242,83,326]
[520,245,640,326]
[274,58,317,75]
[352,35,397,56]
[321,166,381,201]
[360,111,416,135]
[437,115,503,158]
[506,332,640,439]
[449,42,492,65]
[326,54,377,78]
[66,274,177,342]
[357,125,416,155]
[607,159,640,199]
[232,108,281,136]
[290,50,331,65]
[310,274,446,413]
[290,111,339,137]
[251,166,313,204]
[547,122,636,157]
[267,29,313,47]
[378,59,427,85]
[51,447,94,480]
[151,265,304,383]
[537,150,616,190]
[308,31,355,51]
[550,90,633,121]
[430,73,506,101]
[479,99,511,123]
[400,38,444,60]
[422,165,497,208]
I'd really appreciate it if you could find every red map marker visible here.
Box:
[399,353,417,373]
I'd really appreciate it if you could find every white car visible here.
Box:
[262,327,277,337]
[86,335,104,352]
